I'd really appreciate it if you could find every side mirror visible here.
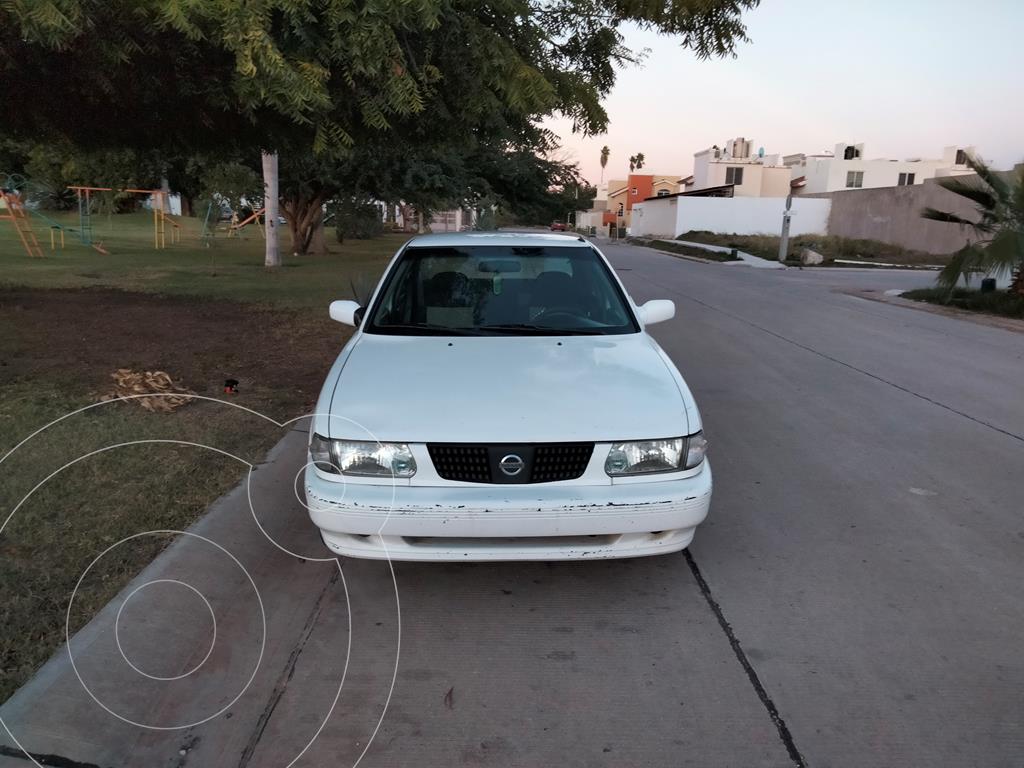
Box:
[638,299,675,326]
[329,300,363,327]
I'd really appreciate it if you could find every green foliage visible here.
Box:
[2,0,759,254]
[635,239,739,261]
[199,161,262,214]
[2,0,758,154]
[921,156,1024,292]
[903,287,1024,319]
[333,198,384,242]
[474,208,498,231]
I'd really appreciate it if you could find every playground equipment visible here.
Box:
[68,185,181,251]
[1,171,79,257]
[0,189,44,257]
[229,207,265,238]
[201,203,265,244]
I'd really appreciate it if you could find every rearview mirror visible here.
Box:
[638,299,675,326]
[329,300,363,327]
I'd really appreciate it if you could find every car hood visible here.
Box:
[325,332,692,443]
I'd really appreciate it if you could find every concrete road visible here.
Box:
[2,243,1022,767]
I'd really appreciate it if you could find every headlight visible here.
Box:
[310,434,416,477]
[604,432,706,476]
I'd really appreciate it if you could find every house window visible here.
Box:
[955,149,966,165]
[843,145,861,160]
[898,172,916,186]
[725,167,744,185]
[656,189,670,197]
[631,187,638,196]
[846,171,864,188]
[617,202,624,217]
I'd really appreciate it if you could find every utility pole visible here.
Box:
[778,193,792,263]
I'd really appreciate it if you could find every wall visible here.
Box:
[806,177,981,254]
[760,166,793,197]
[630,199,677,238]
[630,196,831,238]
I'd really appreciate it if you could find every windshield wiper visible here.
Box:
[371,323,476,336]
[477,323,603,336]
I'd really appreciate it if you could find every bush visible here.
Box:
[475,208,497,230]
[334,199,384,241]
[902,288,1024,319]
[635,238,739,262]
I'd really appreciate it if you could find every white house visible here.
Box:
[785,143,976,194]
[685,137,792,197]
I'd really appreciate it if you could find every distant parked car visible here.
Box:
[550,221,567,231]
[305,232,711,562]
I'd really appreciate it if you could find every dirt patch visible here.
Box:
[0,286,348,418]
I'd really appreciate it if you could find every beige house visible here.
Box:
[605,174,683,231]
[687,137,792,197]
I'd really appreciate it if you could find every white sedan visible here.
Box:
[305,232,710,561]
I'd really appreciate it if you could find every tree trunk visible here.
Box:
[417,209,425,234]
[1011,265,1024,295]
[309,218,328,255]
[262,151,280,267]
[281,193,326,255]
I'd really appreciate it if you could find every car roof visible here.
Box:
[405,231,590,248]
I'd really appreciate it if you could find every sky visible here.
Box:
[543,0,1024,185]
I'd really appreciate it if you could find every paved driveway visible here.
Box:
[3,243,1022,767]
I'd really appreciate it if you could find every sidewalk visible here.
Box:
[0,427,354,768]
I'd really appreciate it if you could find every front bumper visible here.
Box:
[304,462,712,561]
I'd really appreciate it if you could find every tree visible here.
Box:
[200,161,262,215]
[629,152,646,172]
[600,146,610,183]
[922,156,1024,294]
[2,0,759,258]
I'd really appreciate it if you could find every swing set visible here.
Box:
[1,172,184,258]
[67,186,181,254]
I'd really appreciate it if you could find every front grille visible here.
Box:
[532,443,595,482]
[427,445,491,483]
[427,442,594,484]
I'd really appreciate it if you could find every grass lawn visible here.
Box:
[1,210,405,308]
[902,287,1024,319]
[0,211,402,702]
[677,230,949,267]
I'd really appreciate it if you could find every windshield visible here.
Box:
[365,244,638,336]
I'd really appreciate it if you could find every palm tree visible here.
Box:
[628,154,636,173]
[635,152,645,170]
[600,146,610,183]
[922,155,1024,294]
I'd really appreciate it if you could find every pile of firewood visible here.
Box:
[100,369,195,412]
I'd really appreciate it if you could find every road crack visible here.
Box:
[235,566,340,768]
[683,552,807,768]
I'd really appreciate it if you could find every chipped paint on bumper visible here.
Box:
[305,462,712,561]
